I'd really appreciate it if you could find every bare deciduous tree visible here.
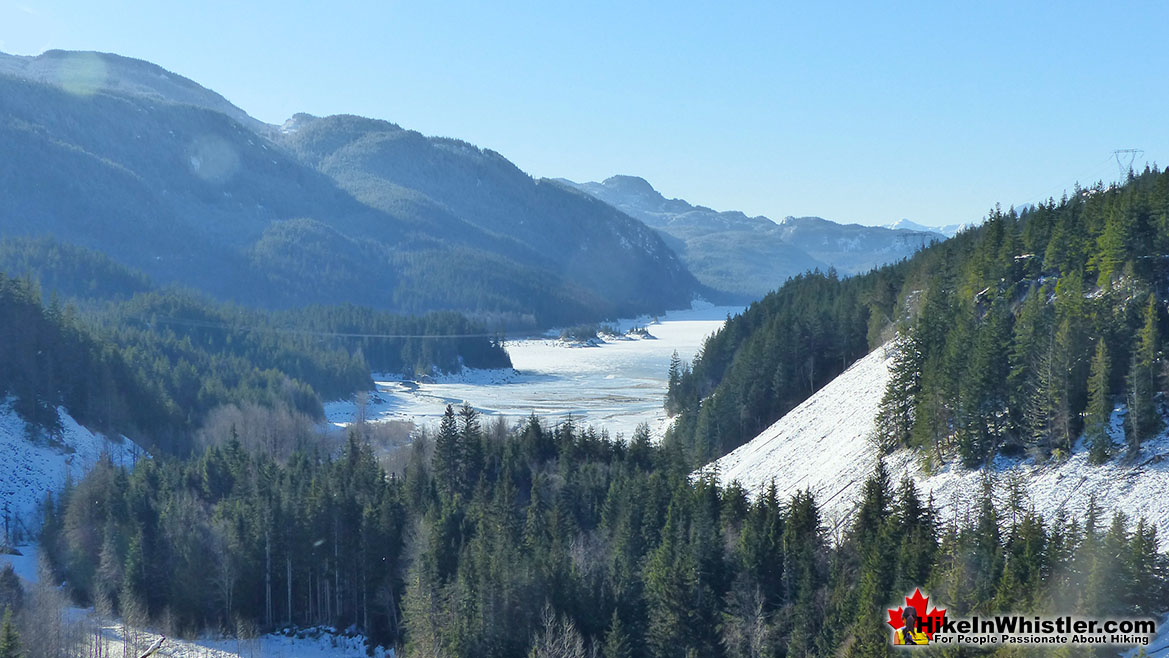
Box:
[528,605,590,658]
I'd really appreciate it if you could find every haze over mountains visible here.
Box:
[0,49,960,324]
[0,50,698,326]
[561,175,943,300]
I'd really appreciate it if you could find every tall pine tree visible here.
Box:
[1126,293,1161,455]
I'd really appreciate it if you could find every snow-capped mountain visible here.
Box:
[883,218,969,237]
[702,343,1169,547]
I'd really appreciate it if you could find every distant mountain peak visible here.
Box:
[601,175,660,197]
[882,218,971,238]
[565,179,942,301]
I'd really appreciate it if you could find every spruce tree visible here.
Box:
[873,331,920,452]
[666,351,682,415]
[1085,340,1113,463]
[603,609,633,658]
[1095,206,1135,288]
[1009,284,1050,444]
[457,403,484,495]
[1126,293,1161,455]
[434,405,460,498]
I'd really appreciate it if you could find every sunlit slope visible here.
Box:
[704,343,1169,546]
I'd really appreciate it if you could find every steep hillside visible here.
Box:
[563,175,938,300]
[0,400,141,529]
[278,115,699,317]
[0,271,510,457]
[0,51,698,326]
[703,341,1169,547]
[669,168,1169,469]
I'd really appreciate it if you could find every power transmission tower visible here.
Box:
[1113,148,1144,178]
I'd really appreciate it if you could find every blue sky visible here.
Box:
[3,1,1166,227]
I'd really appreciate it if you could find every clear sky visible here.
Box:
[3,1,1166,227]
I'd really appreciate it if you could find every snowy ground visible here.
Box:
[0,399,144,537]
[0,541,40,583]
[704,343,1169,547]
[325,303,741,441]
[702,344,898,535]
[1124,612,1169,657]
[0,543,390,658]
[89,622,390,658]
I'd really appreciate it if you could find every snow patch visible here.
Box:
[0,399,144,531]
[0,543,40,584]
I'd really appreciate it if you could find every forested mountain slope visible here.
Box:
[0,50,698,326]
[703,340,1169,550]
[0,270,509,455]
[277,115,699,317]
[669,168,1169,467]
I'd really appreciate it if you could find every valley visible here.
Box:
[325,303,742,441]
[1,13,1167,656]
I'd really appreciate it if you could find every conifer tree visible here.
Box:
[666,351,682,415]
[970,475,1003,607]
[847,463,896,658]
[602,609,633,658]
[457,403,484,495]
[0,607,18,658]
[893,478,935,595]
[783,489,824,657]
[434,405,461,498]
[873,331,920,452]
[1085,340,1113,463]
[1126,294,1161,454]
[1095,206,1135,288]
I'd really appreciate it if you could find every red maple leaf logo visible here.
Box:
[887,588,947,641]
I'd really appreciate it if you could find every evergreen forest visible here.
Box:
[668,167,1169,469]
[0,270,509,455]
[21,412,1168,658]
[5,171,1169,657]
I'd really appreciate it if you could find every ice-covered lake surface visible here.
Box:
[325,303,743,441]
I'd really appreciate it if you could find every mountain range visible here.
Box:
[0,50,696,327]
[0,49,962,324]
[560,175,945,300]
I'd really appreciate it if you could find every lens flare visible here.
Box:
[186,135,240,184]
[54,51,108,97]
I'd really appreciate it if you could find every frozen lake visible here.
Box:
[324,303,742,440]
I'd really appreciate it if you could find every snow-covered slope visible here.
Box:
[0,399,143,531]
[704,344,1169,546]
[703,344,896,532]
